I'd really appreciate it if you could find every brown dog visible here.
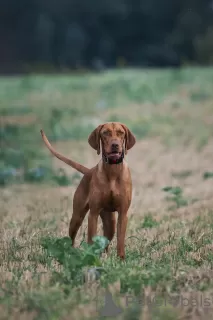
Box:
[40,122,136,259]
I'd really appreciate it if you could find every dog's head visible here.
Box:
[88,122,136,161]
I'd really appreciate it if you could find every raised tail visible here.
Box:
[40,129,89,175]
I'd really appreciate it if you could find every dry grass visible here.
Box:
[1,67,213,319]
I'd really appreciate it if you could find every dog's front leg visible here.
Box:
[117,211,128,260]
[87,208,100,244]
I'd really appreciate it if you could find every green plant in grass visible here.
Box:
[140,214,159,229]
[203,171,213,180]
[162,186,188,209]
[40,235,109,286]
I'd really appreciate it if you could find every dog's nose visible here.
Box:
[112,143,119,149]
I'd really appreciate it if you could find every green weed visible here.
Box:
[162,186,189,209]
[203,171,213,180]
[140,214,159,229]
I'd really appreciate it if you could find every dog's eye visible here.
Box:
[117,131,124,135]
[103,130,111,135]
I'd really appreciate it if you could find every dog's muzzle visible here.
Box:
[102,150,124,164]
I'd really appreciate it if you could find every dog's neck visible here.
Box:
[99,143,126,178]
[101,159,124,180]
[100,149,125,179]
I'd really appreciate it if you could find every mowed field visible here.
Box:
[1,67,213,320]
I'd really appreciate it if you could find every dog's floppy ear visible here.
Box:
[121,124,136,154]
[88,124,104,155]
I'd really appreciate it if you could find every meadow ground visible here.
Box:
[1,67,213,320]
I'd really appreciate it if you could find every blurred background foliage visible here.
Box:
[0,0,213,73]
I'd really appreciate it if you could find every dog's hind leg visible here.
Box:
[69,179,89,246]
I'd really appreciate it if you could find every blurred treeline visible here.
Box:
[1,0,213,73]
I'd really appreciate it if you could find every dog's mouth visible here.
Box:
[107,151,122,160]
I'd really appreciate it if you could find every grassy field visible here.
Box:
[1,67,213,320]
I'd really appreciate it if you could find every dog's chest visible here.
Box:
[95,163,131,211]
[102,180,122,211]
